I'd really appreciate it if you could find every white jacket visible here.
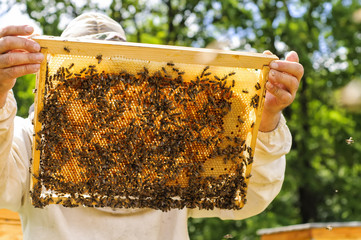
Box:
[0,91,291,240]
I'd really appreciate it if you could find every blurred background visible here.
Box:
[1,0,361,239]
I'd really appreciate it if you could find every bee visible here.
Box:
[63,46,71,53]
[325,225,333,231]
[237,117,244,124]
[32,89,37,93]
[250,94,260,108]
[346,137,354,145]
[68,63,74,69]
[221,75,228,81]
[201,72,210,77]
[96,54,103,64]
[162,67,167,74]
[228,72,236,76]
[233,137,241,144]
[242,89,249,94]
[255,82,261,90]
[200,66,210,78]
[223,234,234,239]
[167,62,175,66]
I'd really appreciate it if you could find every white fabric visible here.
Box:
[61,13,126,42]
[0,92,291,240]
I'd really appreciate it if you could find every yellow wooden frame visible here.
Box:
[31,36,278,208]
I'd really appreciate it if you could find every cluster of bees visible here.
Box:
[31,57,260,211]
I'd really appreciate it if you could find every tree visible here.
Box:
[5,0,361,239]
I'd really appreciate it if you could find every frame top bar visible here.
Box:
[33,36,278,69]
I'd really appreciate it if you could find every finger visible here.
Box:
[0,25,34,38]
[0,52,44,68]
[285,51,299,63]
[269,69,300,95]
[270,60,304,81]
[266,81,293,104]
[0,64,40,80]
[0,36,41,53]
[263,50,273,55]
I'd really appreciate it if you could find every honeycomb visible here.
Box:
[31,36,275,211]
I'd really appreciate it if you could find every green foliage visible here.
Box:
[5,0,361,239]
[12,74,36,118]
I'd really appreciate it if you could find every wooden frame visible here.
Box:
[31,36,278,209]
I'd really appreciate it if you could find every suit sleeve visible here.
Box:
[0,91,32,211]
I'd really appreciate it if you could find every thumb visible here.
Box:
[285,51,299,63]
